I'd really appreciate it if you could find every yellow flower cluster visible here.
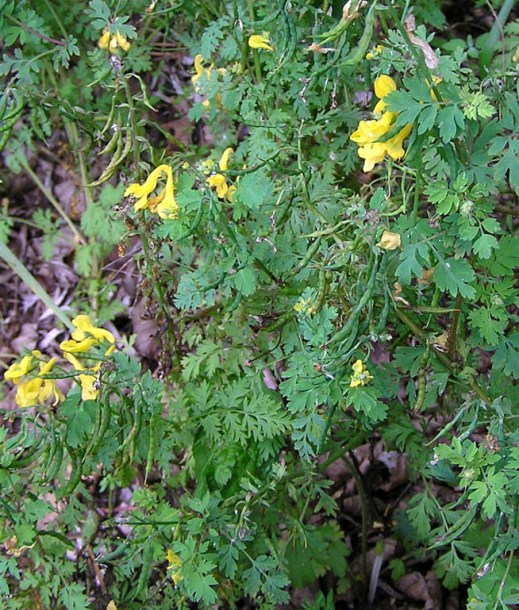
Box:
[293,296,315,315]
[98,29,131,53]
[4,351,63,408]
[124,165,179,219]
[350,75,413,172]
[366,44,385,61]
[191,54,226,108]
[166,549,183,585]
[60,315,116,401]
[350,359,373,388]
[4,315,115,407]
[206,147,236,202]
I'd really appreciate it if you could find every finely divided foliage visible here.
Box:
[0,0,518,609]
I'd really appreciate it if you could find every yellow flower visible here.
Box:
[513,47,519,63]
[98,29,131,53]
[357,142,388,172]
[350,112,395,145]
[59,316,115,401]
[350,359,373,388]
[206,148,236,202]
[248,34,273,51]
[71,315,115,345]
[98,30,111,49]
[124,165,179,219]
[4,354,36,384]
[60,337,98,353]
[64,353,100,401]
[366,44,384,60]
[377,230,401,250]
[350,75,413,172]
[14,358,64,408]
[191,54,206,85]
[374,75,397,100]
[373,75,397,114]
[384,124,413,160]
[166,549,183,585]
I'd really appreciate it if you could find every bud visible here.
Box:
[377,230,401,250]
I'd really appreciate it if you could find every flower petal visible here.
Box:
[374,75,397,99]
[248,34,273,51]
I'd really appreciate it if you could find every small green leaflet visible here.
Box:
[396,242,429,285]
[437,105,465,143]
[492,334,519,379]
[469,307,508,345]
[235,171,273,209]
[434,257,475,299]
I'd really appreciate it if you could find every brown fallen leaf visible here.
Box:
[405,14,439,69]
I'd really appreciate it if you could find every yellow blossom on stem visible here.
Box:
[248,34,273,51]
[14,358,64,408]
[374,75,397,103]
[71,315,115,344]
[350,112,395,145]
[350,359,373,388]
[124,165,179,219]
[377,230,401,250]
[59,315,116,401]
[384,124,413,160]
[366,44,384,60]
[64,353,100,402]
[4,353,37,384]
[206,148,236,202]
[166,549,183,585]
[350,75,413,172]
[98,29,131,53]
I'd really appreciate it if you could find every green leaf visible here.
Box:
[233,265,257,296]
[87,0,110,29]
[200,16,229,59]
[417,104,438,134]
[492,334,519,379]
[396,242,429,285]
[80,183,125,246]
[346,387,387,424]
[438,105,465,143]
[472,233,498,259]
[493,144,519,193]
[469,307,508,346]
[434,257,475,299]
[482,235,519,276]
[407,493,438,540]
[235,171,273,209]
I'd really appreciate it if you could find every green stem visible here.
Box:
[480,0,516,75]
[4,13,66,46]
[385,6,442,101]
[19,157,86,245]
[395,308,491,405]
[139,229,182,373]
[346,451,369,590]
[492,551,514,610]
[0,241,74,330]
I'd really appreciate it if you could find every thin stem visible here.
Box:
[43,0,69,39]
[346,450,369,592]
[19,157,86,245]
[0,240,74,330]
[3,14,66,46]
[139,228,182,373]
[448,295,463,361]
[395,308,491,405]
[492,551,514,610]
